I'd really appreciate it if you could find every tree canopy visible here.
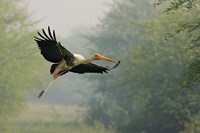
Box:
[0,0,46,132]
[83,0,200,132]
[155,0,200,87]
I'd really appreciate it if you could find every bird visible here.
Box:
[34,26,120,98]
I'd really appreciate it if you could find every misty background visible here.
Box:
[28,0,112,105]
[0,0,199,133]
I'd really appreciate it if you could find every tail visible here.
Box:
[38,79,55,98]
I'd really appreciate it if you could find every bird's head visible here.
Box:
[93,54,118,63]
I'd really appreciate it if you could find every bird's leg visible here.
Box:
[38,68,68,98]
[58,68,68,76]
[38,79,55,98]
[38,67,68,98]
[52,69,68,79]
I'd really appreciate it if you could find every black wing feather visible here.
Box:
[37,31,46,40]
[34,26,75,63]
[48,27,54,40]
[42,28,51,40]
[50,63,59,74]
[69,63,109,74]
[53,30,57,42]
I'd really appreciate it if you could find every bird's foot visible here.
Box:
[38,90,45,98]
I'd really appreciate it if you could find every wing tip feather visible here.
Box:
[42,28,51,40]
[48,26,55,41]
[35,27,58,43]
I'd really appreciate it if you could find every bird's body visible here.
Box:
[74,54,86,62]
[51,54,88,78]
[34,27,120,98]
[51,59,68,79]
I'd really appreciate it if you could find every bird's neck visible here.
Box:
[83,58,95,64]
[74,54,95,65]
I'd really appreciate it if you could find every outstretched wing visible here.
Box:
[34,26,75,64]
[50,61,121,75]
[69,63,110,74]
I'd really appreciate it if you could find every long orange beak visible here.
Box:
[94,54,118,63]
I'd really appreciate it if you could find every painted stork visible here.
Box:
[34,27,120,98]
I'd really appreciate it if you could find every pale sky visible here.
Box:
[28,0,111,37]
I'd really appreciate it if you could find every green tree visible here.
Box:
[0,0,45,132]
[155,0,200,86]
[180,113,200,133]
[84,0,154,128]
[155,0,200,131]
[83,0,200,133]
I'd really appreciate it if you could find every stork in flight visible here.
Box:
[34,27,120,98]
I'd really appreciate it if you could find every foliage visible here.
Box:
[154,0,200,11]
[180,113,200,133]
[83,0,200,133]
[0,0,45,132]
[155,0,200,87]
[154,0,200,45]
[155,0,200,43]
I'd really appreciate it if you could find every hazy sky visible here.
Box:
[28,0,111,37]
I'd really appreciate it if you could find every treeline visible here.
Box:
[82,0,200,133]
[0,0,199,133]
[0,0,46,132]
